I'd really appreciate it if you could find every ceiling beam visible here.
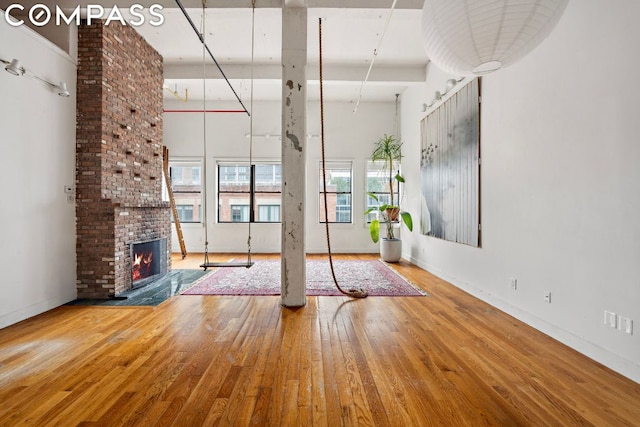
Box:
[164,63,425,83]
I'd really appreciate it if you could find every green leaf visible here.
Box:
[364,207,376,215]
[369,219,380,243]
[367,192,379,202]
[400,211,413,232]
[395,173,405,183]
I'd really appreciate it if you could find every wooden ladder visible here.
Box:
[163,146,187,259]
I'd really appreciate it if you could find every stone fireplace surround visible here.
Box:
[75,20,171,299]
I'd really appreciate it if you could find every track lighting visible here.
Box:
[4,58,23,76]
[244,133,320,139]
[1,57,70,98]
[32,75,71,98]
[422,77,465,112]
[57,82,70,97]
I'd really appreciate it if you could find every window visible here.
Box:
[319,161,352,223]
[258,205,281,222]
[169,159,203,223]
[176,205,194,222]
[366,161,397,222]
[191,167,201,185]
[218,162,282,223]
[231,205,250,222]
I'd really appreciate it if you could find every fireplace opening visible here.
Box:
[130,238,167,289]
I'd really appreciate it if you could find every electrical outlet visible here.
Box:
[618,316,633,335]
[544,291,551,303]
[510,277,517,290]
[604,310,617,328]
[64,185,74,194]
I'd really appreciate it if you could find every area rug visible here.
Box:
[182,260,427,297]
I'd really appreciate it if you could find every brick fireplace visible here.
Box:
[75,21,171,298]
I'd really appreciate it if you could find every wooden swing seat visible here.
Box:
[200,261,254,270]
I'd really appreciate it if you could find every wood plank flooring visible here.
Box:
[1,253,639,426]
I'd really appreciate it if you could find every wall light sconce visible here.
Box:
[422,77,464,112]
[1,57,70,98]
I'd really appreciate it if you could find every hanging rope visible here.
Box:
[200,1,254,270]
[246,0,256,265]
[201,0,210,267]
[319,18,368,299]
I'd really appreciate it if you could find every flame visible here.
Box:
[132,251,153,282]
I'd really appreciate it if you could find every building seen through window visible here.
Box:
[319,161,352,223]
[218,163,282,223]
[366,161,397,223]
[169,160,202,223]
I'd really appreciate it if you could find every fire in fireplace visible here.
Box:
[130,238,167,288]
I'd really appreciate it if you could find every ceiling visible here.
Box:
[2,0,429,103]
[142,1,428,104]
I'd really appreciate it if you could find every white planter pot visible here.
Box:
[380,238,402,263]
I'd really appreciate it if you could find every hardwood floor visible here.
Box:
[1,253,638,426]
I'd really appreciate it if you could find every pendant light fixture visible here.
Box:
[421,0,569,76]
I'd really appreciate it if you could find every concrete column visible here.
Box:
[280,5,307,307]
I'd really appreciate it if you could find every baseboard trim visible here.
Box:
[406,254,640,385]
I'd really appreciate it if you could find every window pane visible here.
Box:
[255,193,281,222]
[319,195,351,223]
[171,167,183,185]
[169,160,203,223]
[258,205,281,222]
[176,205,194,222]
[172,193,202,223]
[191,167,201,185]
[219,165,250,192]
[231,205,250,222]
[366,161,399,223]
[367,161,397,193]
[366,193,391,222]
[319,167,351,191]
[319,161,352,223]
[217,162,282,223]
[219,194,251,222]
[255,164,282,191]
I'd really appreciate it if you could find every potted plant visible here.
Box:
[364,134,413,262]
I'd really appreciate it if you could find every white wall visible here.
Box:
[164,98,395,254]
[401,1,640,383]
[0,12,77,328]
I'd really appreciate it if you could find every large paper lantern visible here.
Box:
[421,0,569,76]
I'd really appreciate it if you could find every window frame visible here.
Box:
[168,158,203,224]
[217,162,282,224]
[366,160,400,223]
[318,160,353,224]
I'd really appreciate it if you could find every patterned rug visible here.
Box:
[182,260,427,297]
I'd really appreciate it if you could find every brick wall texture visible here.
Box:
[76,21,171,298]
